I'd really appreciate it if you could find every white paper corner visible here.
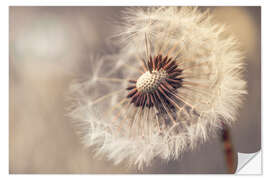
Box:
[236,150,262,174]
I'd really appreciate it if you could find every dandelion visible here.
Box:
[68,7,247,170]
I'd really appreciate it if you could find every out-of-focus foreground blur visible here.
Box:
[9,7,261,174]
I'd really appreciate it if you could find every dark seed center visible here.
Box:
[126,55,183,109]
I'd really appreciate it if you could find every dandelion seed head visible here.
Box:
[68,7,247,170]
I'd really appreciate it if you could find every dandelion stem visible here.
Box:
[221,123,236,174]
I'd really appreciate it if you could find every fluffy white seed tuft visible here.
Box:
[68,7,247,170]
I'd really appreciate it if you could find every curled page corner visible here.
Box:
[236,150,261,174]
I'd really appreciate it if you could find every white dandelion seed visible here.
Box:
[68,7,247,170]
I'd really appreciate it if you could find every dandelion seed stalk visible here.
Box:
[221,123,236,174]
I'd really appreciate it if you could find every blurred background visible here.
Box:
[9,6,261,174]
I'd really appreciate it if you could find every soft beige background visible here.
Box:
[9,6,261,174]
